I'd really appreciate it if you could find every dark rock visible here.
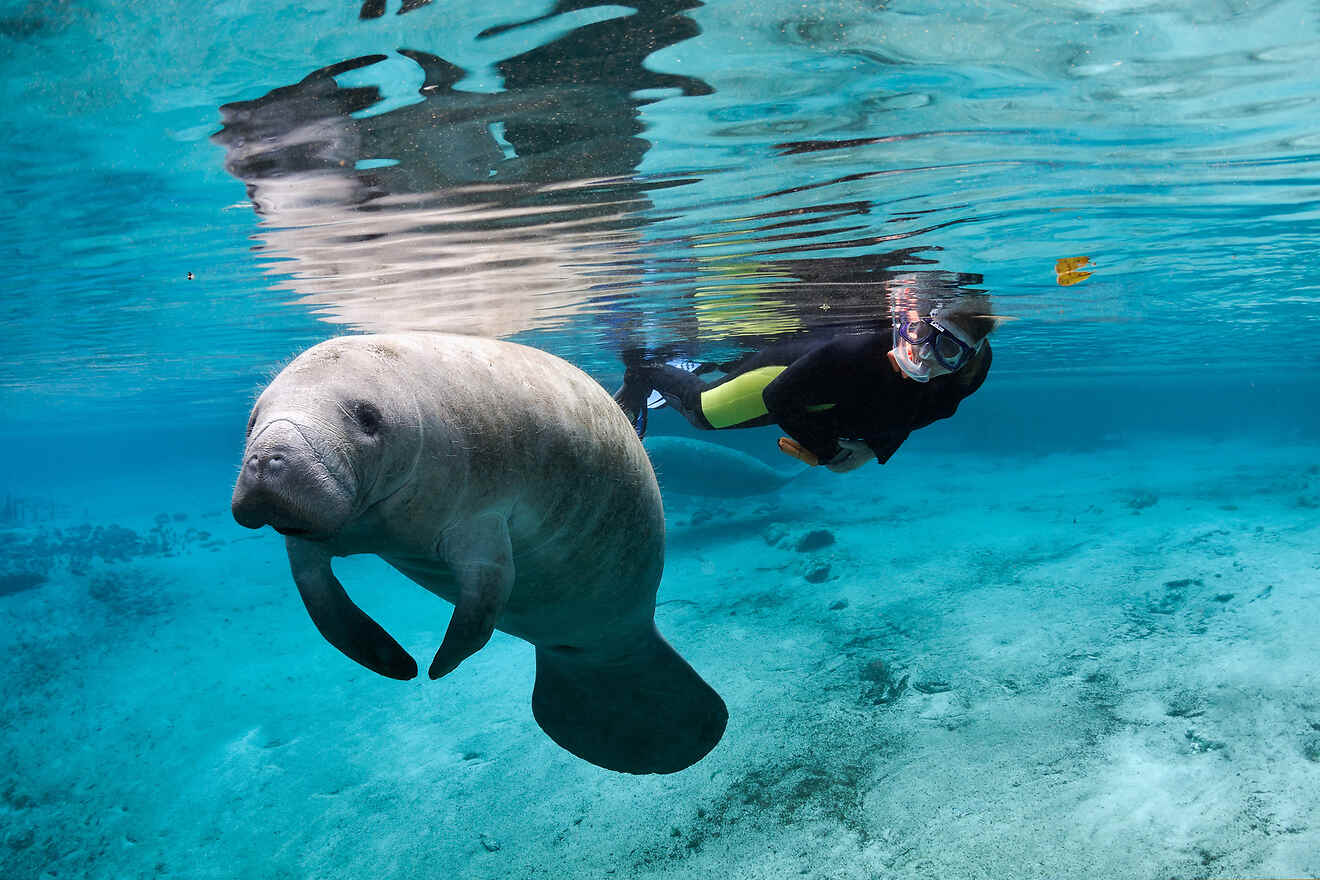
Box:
[859,659,907,705]
[1,784,35,810]
[859,659,890,683]
[87,570,172,618]
[913,679,952,694]
[6,827,34,851]
[803,562,830,584]
[1149,578,1199,614]
[1124,490,1158,511]
[795,529,835,552]
[1165,691,1205,718]
[0,572,46,597]
[1184,729,1226,753]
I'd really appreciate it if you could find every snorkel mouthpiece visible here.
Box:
[890,330,933,382]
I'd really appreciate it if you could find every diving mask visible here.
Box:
[891,313,981,382]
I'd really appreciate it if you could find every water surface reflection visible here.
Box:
[213,0,1002,361]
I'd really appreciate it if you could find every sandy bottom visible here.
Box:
[2,435,1318,879]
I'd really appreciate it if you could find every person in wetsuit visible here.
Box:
[613,298,997,473]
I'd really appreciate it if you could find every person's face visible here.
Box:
[890,310,980,382]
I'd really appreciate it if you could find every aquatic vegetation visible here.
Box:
[0,515,219,584]
[1164,690,1206,719]
[0,495,67,527]
[1147,577,1200,615]
[859,658,908,705]
[86,568,173,619]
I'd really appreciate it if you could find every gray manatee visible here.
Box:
[230,332,726,774]
[644,436,799,497]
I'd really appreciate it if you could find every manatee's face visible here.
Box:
[231,341,420,540]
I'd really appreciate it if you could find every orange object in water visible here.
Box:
[1055,255,1093,286]
[778,436,820,467]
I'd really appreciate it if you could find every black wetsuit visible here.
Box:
[624,331,991,465]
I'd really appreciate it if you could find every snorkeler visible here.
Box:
[613,295,997,473]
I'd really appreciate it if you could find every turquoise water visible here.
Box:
[3,0,1319,877]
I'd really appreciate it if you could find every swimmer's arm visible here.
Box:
[762,342,851,463]
[863,430,909,465]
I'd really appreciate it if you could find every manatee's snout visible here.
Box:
[232,419,353,537]
[232,444,304,530]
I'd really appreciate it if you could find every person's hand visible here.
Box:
[777,436,819,466]
[825,439,873,473]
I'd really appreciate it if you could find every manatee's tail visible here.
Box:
[532,626,727,774]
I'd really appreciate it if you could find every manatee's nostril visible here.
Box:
[243,451,291,481]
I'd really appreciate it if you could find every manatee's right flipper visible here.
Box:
[532,626,727,774]
[286,538,417,681]
[429,514,515,681]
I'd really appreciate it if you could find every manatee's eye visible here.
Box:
[352,401,383,436]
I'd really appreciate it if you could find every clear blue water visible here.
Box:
[3,0,1319,877]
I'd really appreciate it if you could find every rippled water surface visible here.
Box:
[4,0,1319,421]
[3,1,1320,878]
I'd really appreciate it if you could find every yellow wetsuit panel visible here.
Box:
[699,366,834,428]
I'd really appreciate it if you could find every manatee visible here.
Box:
[230,333,726,774]
[644,435,800,497]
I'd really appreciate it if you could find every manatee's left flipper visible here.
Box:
[429,514,515,680]
[286,538,418,681]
